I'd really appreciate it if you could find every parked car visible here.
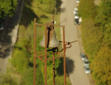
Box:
[73,8,78,15]
[75,0,80,4]
[80,53,86,61]
[79,17,82,24]
[74,14,79,24]
[84,59,90,68]
[84,67,91,74]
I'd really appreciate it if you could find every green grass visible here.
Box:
[5,0,72,85]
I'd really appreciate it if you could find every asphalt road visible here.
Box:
[60,0,91,85]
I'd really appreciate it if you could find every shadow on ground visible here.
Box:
[20,5,39,27]
[0,0,23,58]
[0,0,38,58]
[56,0,66,13]
[56,0,62,12]
[57,57,74,76]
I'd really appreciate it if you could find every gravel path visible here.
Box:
[60,0,91,85]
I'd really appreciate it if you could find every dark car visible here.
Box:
[80,53,86,61]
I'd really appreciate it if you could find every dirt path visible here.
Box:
[0,0,24,74]
[60,0,91,85]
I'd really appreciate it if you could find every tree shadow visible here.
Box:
[60,8,66,12]
[0,45,11,58]
[24,0,33,6]
[20,0,39,27]
[0,0,38,58]
[66,57,75,76]
[40,15,48,19]
[0,0,23,59]
[56,0,63,12]
[20,5,39,27]
[56,57,74,76]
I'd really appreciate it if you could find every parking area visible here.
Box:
[60,0,91,84]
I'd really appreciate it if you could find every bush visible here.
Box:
[78,0,96,19]
[36,0,56,13]
[91,46,111,85]
[77,0,111,85]
[81,18,103,58]
[11,47,29,73]
[0,74,18,85]
[0,0,17,20]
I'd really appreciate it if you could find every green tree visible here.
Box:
[0,0,17,24]
[0,74,18,85]
[91,46,111,85]
[95,0,111,47]
[78,0,96,19]
[11,48,29,73]
[81,18,103,58]
[37,0,56,13]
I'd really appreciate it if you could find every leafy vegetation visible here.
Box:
[78,0,96,19]
[0,74,18,85]
[0,0,17,24]
[79,0,111,85]
[1,0,71,85]
[91,46,111,85]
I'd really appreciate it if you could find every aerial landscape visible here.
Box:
[0,0,111,85]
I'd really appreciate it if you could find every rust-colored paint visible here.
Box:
[33,18,37,85]
[63,26,66,85]
[44,26,48,85]
[33,17,67,85]
[53,52,55,85]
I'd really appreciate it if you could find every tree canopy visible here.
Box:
[91,46,111,85]
[0,0,17,23]
[79,0,111,85]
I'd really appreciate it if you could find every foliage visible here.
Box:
[95,0,111,28]
[8,0,71,85]
[11,45,29,73]
[78,0,96,18]
[36,0,56,13]
[79,0,111,85]
[0,74,18,85]
[81,18,103,57]
[0,0,17,21]
[21,67,44,85]
[95,0,111,47]
[91,46,111,85]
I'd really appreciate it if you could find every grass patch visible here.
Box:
[3,0,72,85]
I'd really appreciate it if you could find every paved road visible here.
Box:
[60,0,91,85]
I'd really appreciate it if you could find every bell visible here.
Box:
[40,29,59,48]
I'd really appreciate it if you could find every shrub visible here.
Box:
[91,46,111,85]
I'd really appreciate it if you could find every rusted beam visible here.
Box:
[33,18,37,85]
[44,26,48,85]
[53,52,55,85]
[63,26,66,85]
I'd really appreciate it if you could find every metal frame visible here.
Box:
[33,18,68,85]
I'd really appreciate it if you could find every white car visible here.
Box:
[73,10,78,15]
[74,17,79,24]
[76,0,80,4]
[79,17,82,24]
[73,8,78,14]
[84,59,90,68]
[80,53,86,61]
[84,67,91,74]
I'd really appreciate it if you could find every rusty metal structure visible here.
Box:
[33,17,75,85]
